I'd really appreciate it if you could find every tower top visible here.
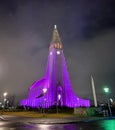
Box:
[50,25,63,49]
[51,25,61,43]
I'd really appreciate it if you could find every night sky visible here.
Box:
[0,0,115,104]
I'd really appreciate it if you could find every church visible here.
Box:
[20,26,90,108]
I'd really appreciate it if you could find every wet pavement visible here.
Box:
[1,115,115,124]
[0,115,115,130]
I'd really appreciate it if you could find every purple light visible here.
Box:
[20,26,90,108]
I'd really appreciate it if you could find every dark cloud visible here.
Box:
[0,0,115,104]
[66,29,115,101]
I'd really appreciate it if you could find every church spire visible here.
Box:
[51,25,63,49]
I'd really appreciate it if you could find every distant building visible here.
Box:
[20,26,90,108]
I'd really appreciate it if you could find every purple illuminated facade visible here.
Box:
[21,26,90,108]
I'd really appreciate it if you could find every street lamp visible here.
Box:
[43,88,47,94]
[3,92,8,109]
[3,92,8,97]
[104,87,109,93]
[57,94,61,114]
[0,102,2,108]
[42,88,47,115]
[103,87,112,116]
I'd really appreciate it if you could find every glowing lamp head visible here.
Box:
[43,88,47,93]
[104,87,109,93]
[3,92,8,97]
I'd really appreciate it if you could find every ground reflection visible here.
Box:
[37,124,54,130]
[33,123,96,130]
[101,119,115,130]
[32,120,115,130]
[0,119,115,130]
[30,124,79,130]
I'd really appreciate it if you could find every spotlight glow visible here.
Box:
[57,51,60,55]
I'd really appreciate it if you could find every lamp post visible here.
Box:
[103,87,112,116]
[0,102,2,110]
[42,88,47,115]
[3,92,8,109]
[57,94,61,114]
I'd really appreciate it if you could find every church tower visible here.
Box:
[21,26,90,108]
